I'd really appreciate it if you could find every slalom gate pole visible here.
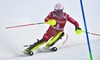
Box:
[6,22,46,29]
[80,0,93,60]
[83,31,100,36]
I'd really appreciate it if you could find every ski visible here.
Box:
[50,47,57,52]
[37,47,58,53]
[23,49,34,56]
[23,47,57,56]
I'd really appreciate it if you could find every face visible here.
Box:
[55,10,63,17]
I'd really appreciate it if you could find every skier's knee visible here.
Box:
[61,32,64,37]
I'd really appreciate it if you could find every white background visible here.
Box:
[0,0,100,60]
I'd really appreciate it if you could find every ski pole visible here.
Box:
[6,22,46,29]
[63,34,68,45]
[83,31,100,36]
[6,19,56,29]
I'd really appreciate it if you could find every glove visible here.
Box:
[46,19,56,26]
[75,27,82,34]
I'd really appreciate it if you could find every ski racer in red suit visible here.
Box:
[24,3,82,56]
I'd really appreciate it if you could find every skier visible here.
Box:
[24,3,82,56]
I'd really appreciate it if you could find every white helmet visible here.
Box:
[54,3,64,17]
[54,3,64,11]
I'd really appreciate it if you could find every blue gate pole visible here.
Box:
[80,0,93,60]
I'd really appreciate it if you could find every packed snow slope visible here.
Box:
[0,0,100,60]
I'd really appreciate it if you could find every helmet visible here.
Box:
[54,3,64,17]
[54,3,64,10]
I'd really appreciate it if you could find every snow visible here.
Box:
[0,0,100,60]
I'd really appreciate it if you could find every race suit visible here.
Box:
[43,11,79,42]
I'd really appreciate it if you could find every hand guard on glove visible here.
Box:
[46,19,56,26]
[75,27,82,34]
